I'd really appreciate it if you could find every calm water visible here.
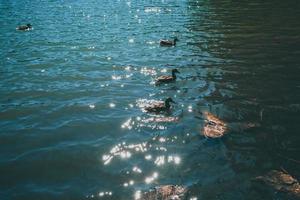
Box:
[1,0,300,199]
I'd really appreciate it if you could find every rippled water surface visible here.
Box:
[1,0,300,199]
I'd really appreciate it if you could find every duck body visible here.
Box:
[144,98,176,113]
[16,23,32,31]
[159,38,178,46]
[156,75,175,84]
[155,69,180,85]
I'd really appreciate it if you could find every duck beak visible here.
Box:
[171,100,177,104]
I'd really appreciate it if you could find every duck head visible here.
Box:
[26,24,32,28]
[165,97,176,108]
[172,69,180,74]
[171,69,180,78]
[173,37,179,45]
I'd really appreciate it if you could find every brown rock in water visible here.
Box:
[137,185,187,200]
[254,170,300,198]
[202,112,227,138]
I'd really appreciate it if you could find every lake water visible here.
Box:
[0,0,300,199]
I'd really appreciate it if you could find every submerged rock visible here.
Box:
[202,112,227,138]
[253,170,300,198]
[136,185,187,200]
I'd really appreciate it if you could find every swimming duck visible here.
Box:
[144,97,176,113]
[155,69,180,85]
[16,23,32,31]
[159,38,178,46]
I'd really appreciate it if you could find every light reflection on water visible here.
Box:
[121,114,179,131]
[145,172,159,184]
[102,142,147,165]
[99,128,190,198]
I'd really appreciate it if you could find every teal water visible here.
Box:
[1,0,300,199]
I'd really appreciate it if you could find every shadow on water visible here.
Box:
[185,0,300,199]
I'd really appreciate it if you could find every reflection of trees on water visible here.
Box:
[186,0,300,198]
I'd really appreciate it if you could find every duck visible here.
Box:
[16,23,32,31]
[155,69,180,85]
[144,97,176,113]
[159,37,178,46]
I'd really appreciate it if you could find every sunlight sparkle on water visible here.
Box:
[153,154,181,166]
[168,155,181,164]
[145,172,159,184]
[112,75,122,80]
[159,137,166,142]
[134,190,141,200]
[98,191,112,198]
[145,7,161,13]
[103,142,148,165]
[146,41,155,45]
[154,156,165,166]
[121,118,133,129]
[133,166,142,173]
[125,66,131,71]
[156,147,167,152]
[109,103,116,108]
[140,67,157,76]
[123,180,134,187]
[160,68,167,73]
[120,151,131,159]
[102,154,113,165]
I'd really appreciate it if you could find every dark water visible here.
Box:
[1,0,300,199]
